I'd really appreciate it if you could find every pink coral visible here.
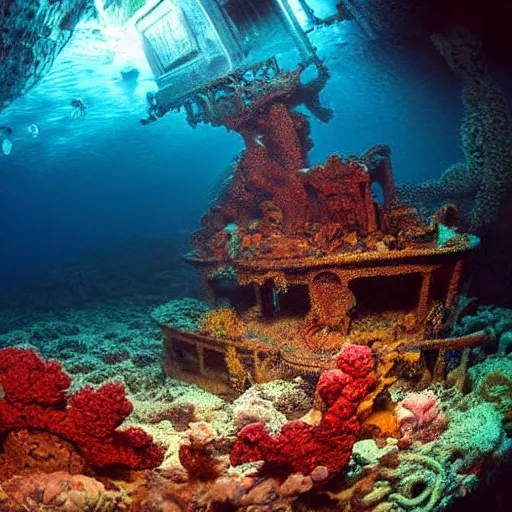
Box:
[396,392,447,445]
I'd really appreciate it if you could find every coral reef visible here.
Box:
[0,347,164,472]
[2,10,510,508]
[230,344,376,477]
[0,471,122,512]
[0,301,511,510]
[151,298,211,330]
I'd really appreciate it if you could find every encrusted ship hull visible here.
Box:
[160,233,478,395]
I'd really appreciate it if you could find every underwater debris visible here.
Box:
[27,123,39,138]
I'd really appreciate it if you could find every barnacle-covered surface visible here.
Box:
[398,27,512,233]
[0,0,93,113]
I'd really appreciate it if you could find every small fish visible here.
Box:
[254,134,265,148]
[28,123,39,138]
[2,138,12,156]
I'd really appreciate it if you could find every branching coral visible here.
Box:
[0,348,164,472]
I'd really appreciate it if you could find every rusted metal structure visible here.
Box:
[140,0,481,395]
[135,0,320,124]
[158,135,479,394]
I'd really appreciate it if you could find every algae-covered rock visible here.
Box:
[150,298,210,330]
[426,401,510,471]
[469,357,512,420]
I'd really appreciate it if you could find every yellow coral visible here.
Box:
[199,308,246,339]
[225,347,250,392]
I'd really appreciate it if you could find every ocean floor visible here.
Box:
[1,297,512,511]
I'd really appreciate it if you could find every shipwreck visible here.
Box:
[138,0,483,395]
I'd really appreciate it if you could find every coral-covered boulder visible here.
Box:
[0,471,120,511]
[0,348,164,472]
[230,344,376,477]
[0,430,85,482]
[179,423,228,481]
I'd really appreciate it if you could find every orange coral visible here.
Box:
[199,308,246,339]
[362,409,399,439]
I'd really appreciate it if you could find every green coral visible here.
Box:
[469,357,512,420]
[384,453,445,512]
[426,401,508,472]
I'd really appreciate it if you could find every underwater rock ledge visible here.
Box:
[0,0,92,113]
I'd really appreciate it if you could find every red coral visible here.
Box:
[0,347,70,406]
[0,348,164,470]
[230,344,375,477]
[316,369,351,407]
[336,344,374,379]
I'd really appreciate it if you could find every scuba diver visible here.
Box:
[71,98,87,118]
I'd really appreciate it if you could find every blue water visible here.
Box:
[0,17,507,297]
